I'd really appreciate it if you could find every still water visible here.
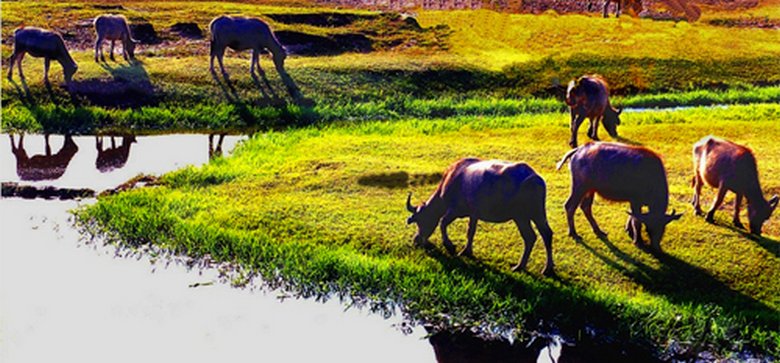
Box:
[0,134,437,363]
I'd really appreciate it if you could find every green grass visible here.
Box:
[77,104,780,358]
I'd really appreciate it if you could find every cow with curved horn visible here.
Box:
[557,142,682,251]
[692,136,778,236]
[406,158,555,276]
[566,75,622,148]
[7,27,78,84]
[94,14,140,63]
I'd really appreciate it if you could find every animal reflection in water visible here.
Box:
[9,134,78,181]
[95,135,136,172]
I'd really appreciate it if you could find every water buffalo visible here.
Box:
[406,158,555,275]
[603,0,643,17]
[9,134,79,181]
[566,75,622,148]
[7,27,78,84]
[557,142,682,251]
[692,136,778,235]
[209,15,287,81]
[94,14,139,62]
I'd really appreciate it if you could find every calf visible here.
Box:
[94,14,139,62]
[566,75,622,148]
[7,27,78,84]
[692,136,778,235]
[406,158,555,275]
[557,142,682,251]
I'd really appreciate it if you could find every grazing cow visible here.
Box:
[603,0,644,17]
[209,15,287,81]
[692,136,778,235]
[94,14,139,62]
[566,75,622,148]
[95,135,136,172]
[7,27,78,84]
[9,134,79,181]
[406,158,555,275]
[557,142,682,251]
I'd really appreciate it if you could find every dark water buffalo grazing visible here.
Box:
[94,14,139,62]
[603,0,643,17]
[209,15,287,81]
[96,135,136,172]
[557,142,682,251]
[692,136,778,235]
[566,75,622,148]
[406,158,555,275]
[7,27,78,84]
[9,134,79,181]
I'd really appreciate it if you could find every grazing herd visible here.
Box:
[6,14,292,92]
[407,79,775,275]
[4,13,776,276]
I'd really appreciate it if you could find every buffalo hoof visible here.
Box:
[510,264,525,273]
[594,230,608,239]
[705,213,715,224]
[568,140,578,149]
[458,248,474,258]
[569,232,582,242]
[443,243,457,256]
[541,266,555,277]
[733,220,745,229]
[694,208,704,217]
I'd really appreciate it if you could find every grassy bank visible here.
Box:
[3,1,780,133]
[77,104,780,358]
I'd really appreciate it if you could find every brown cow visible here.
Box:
[94,14,140,63]
[692,136,778,235]
[406,158,554,275]
[566,75,622,148]
[7,27,78,84]
[557,142,682,251]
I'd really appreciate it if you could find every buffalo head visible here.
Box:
[406,193,437,247]
[748,195,778,236]
[628,209,683,250]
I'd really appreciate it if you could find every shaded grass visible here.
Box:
[77,104,780,358]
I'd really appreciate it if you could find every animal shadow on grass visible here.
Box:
[69,62,156,107]
[721,222,780,259]
[358,171,442,189]
[613,135,643,146]
[578,234,778,344]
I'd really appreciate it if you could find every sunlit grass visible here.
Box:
[78,104,780,357]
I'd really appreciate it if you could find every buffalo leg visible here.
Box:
[250,49,259,78]
[459,217,478,257]
[589,116,602,141]
[629,202,645,246]
[95,36,104,62]
[511,218,537,273]
[564,186,587,240]
[603,0,611,17]
[535,217,555,276]
[439,210,458,254]
[43,58,50,85]
[733,194,744,229]
[692,173,704,215]
[569,113,586,148]
[15,52,26,81]
[705,181,727,223]
[109,40,116,61]
[616,0,622,17]
[581,192,607,238]
[7,51,17,80]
